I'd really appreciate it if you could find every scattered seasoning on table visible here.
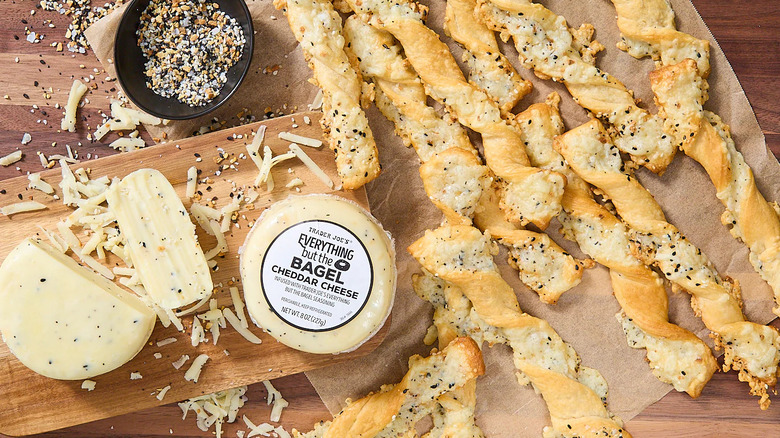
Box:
[137,0,246,107]
[40,0,126,53]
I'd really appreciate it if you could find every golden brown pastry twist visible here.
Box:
[274,0,380,189]
[555,120,780,409]
[410,225,631,438]
[510,93,717,396]
[474,0,675,174]
[343,16,586,303]
[342,0,565,229]
[610,0,710,75]
[444,0,531,114]
[609,0,780,320]
[419,272,484,438]
[293,337,485,438]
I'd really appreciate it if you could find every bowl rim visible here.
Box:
[114,0,255,121]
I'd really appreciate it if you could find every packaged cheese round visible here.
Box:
[240,194,396,354]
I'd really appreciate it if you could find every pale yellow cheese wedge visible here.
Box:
[0,238,156,380]
[106,169,213,310]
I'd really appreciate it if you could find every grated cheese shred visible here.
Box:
[179,386,247,438]
[186,166,198,198]
[184,354,210,383]
[289,144,334,189]
[61,80,88,132]
[1,201,47,216]
[0,150,23,166]
[224,308,262,344]
[278,132,322,148]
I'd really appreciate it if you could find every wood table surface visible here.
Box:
[0,0,778,437]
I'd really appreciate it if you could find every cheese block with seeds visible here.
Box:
[0,238,156,380]
[106,169,213,310]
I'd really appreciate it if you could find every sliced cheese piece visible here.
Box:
[0,238,156,380]
[106,169,213,310]
[240,194,396,354]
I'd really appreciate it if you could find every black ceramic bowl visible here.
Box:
[114,0,254,120]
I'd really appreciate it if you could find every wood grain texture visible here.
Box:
[0,111,388,436]
[0,0,778,437]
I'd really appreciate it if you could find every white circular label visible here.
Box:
[260,220,373,332]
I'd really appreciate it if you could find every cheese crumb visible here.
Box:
[130,372,143,380]
[172,354,190,370]
[0,150,23,166]
[285,178,304,188]
[81,380,97,391]
[157,385,172,401]
[156,337,178,347]
[61,80,88,132]
[184,354,209,382]
[28,173,54,195]
[262,380,288,422]
[186,166,198,198]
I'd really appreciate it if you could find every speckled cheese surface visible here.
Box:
[106,168,213,310]
[0,238,156,380]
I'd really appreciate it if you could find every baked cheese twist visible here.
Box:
[444,0,532,114]
[293,337,485,438]
[514,92,717,396]
[343,16,586,303]
[610,0,710,76]
[410,225,631,438]
[343,0,566,229]
[274,0,380,189]
[555,120,780,409]
[474,0,675,174]
[609,0,780,319]
[419,265,485,438]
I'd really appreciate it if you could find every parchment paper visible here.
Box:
[86,0,780,436]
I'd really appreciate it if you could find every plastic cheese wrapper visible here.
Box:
[86,0,780,435]
[239,194,396,354]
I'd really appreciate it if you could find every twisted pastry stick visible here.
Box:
[274,0,380,189]
[409,225,631,438]
[343,0,565,228]
[344,16,586,303]
[555,120,780,409]
[293,337,485,438]
[609,0,780,318]
[474,0,675,173]
[417,267,484,438]
[610,0,710,75]
[444,0,531,114]
[343,17,474,164]
[512,92,717,396]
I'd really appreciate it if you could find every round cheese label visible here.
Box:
[260,220,374,332]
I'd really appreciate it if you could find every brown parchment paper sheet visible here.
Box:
[86,0,780,435]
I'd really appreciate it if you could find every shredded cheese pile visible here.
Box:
[179,386,248,438]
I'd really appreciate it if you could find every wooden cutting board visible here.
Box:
[0,111,389,437]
